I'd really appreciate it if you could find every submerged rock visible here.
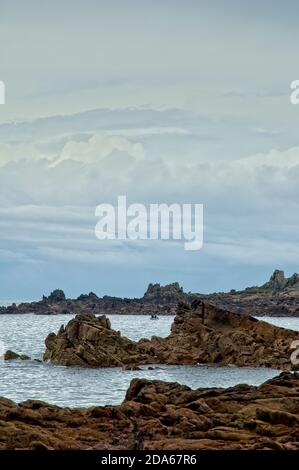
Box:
[44,301,299,370]
[0,372,299,449]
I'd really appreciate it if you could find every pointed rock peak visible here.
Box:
[265,269,286,291]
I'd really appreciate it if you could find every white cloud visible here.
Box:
[0,130,299,269]
[51,134,145,167]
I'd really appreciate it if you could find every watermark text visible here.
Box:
[95,196,203,251]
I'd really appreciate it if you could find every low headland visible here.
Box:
[2,269,299,317]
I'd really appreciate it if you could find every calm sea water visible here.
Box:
[0,313,297,407]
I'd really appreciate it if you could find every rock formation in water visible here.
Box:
[44,313,149,367]
[0,372,299,450]
[3,350,30,361]
[44,300,299,370]
[139,300,299,369]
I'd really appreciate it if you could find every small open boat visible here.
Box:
[150,314,159,320]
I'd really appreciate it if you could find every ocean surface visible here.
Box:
[0,313,298,408]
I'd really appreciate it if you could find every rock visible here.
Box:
[4,350,31,361]
[44,301,299,370]
[4,271,299,317]
[45,289,66,302]
[0,283,195,316]
[77,292,99,301]
[43,313,148,367]
[200,269,299,317]
[0,372,298,449]
[143,282,186,304]
[138,300,299,369]
[263,270,286,292]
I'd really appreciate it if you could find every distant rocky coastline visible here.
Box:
[1,372,299,450]
[202,270,299,317]
[44,300,298,370]
[0,283,195,316]
[2,270,299,317]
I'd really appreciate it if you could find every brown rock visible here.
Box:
[4,350,31,361]
[0,372,299,449]
[43,313,148,367]
[44,302,299,370]
[138,301,299,369]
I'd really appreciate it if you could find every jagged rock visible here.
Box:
[44,289,66,302]
[0,283,194,316]
[77,292,99,301]
[4,350,31,361]
[285,273,299,288]
[0,372,299,449]
[3,270,299,318]
[201,269,299,317]
[263,270,286,292]
[143,282,186,304]
[138,301,298,369]
[43,313,148,367]
[44,301,299,370]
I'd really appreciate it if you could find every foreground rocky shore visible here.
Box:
[44,300,298,369]
[1,372,299,450]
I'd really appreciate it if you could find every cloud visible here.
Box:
[1,127,299,270]
[1,107,299,298]
[51,134,145,166]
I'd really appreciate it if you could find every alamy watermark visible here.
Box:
[290,80,299,104]
[95,196,203,251]
[0,340,6,361]
[291,340,299,366]
[0,81,5,104]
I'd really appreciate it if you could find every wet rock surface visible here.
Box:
[0,372,299,450]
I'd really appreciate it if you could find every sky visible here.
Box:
[1,0,299,300]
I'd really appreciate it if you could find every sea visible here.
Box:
[0,310,298,408]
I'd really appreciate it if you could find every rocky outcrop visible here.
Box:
[139,300,298,369]
[202,269,299,317]
[4,350,30,361]
[0,284,193,316]
[0,372,299,450]
[43,313,150,367]
[263,270,286,292]
[43,289,66,302]
[3,271,299,317]
[44,301,298,370]
[143,282,187,304]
